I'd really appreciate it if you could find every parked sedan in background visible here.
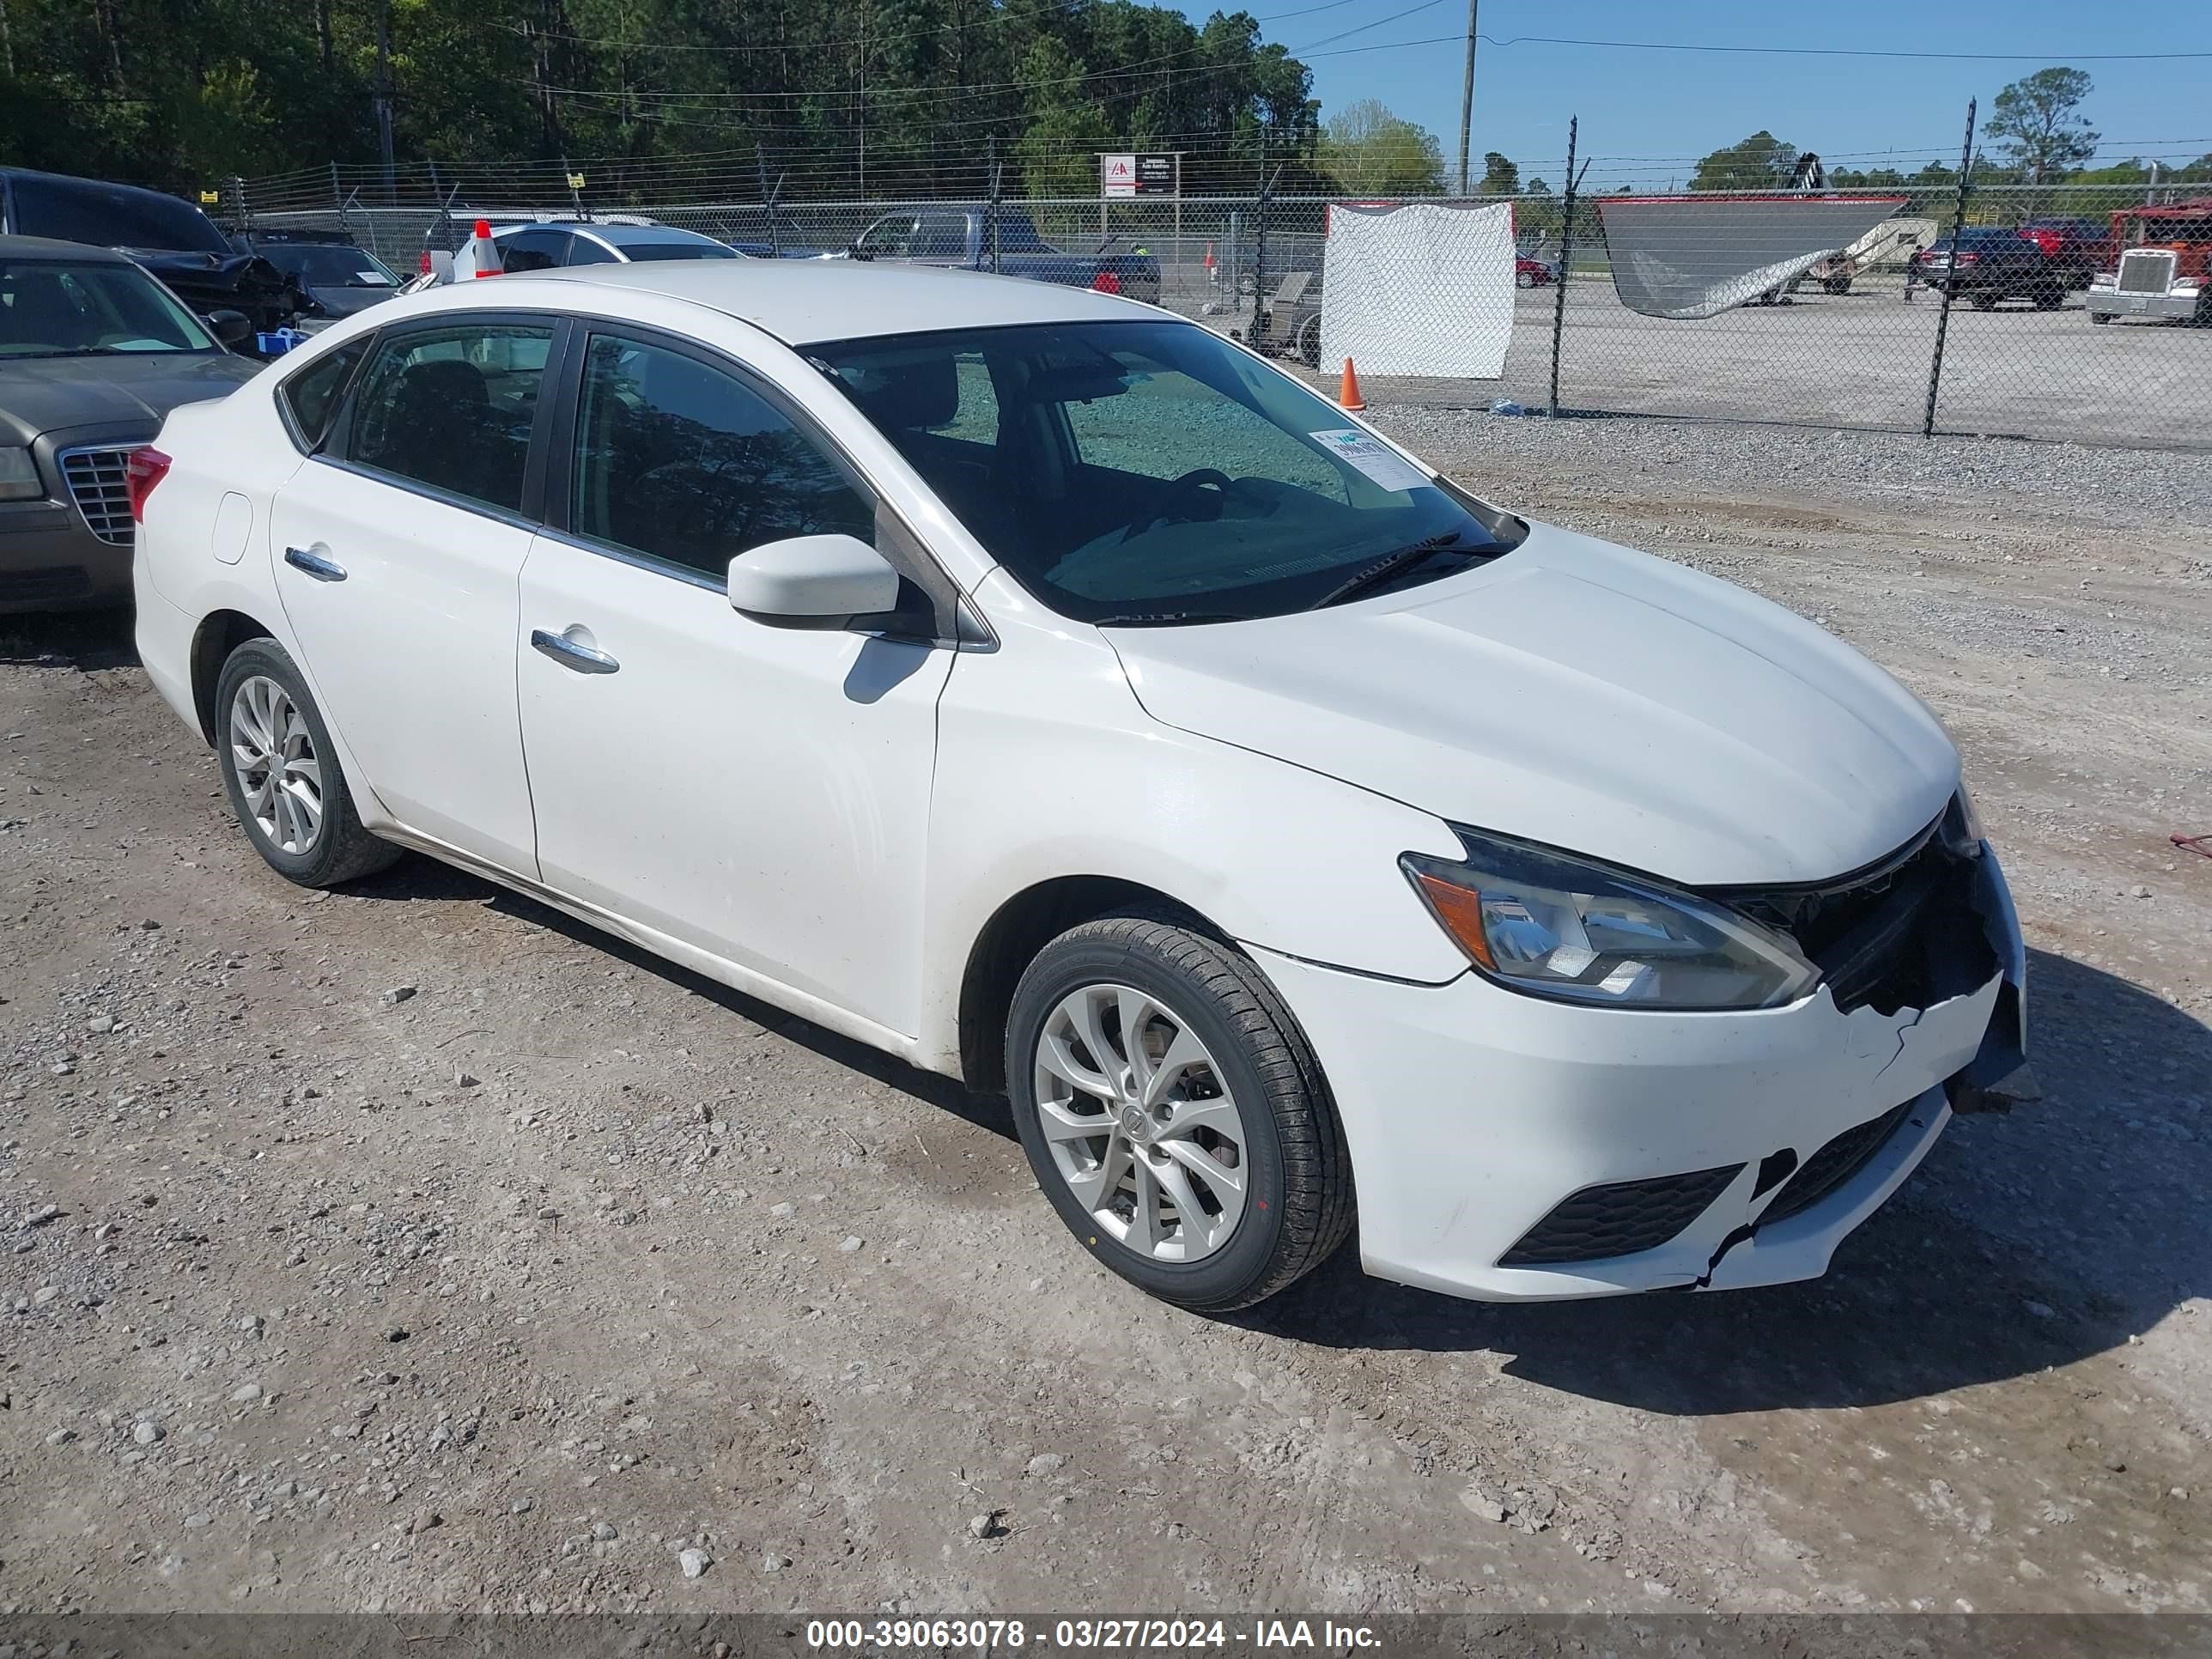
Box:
[134,261,2030,1312]
[1908,228,2065,309]
[234,228,404,320]
[1,235,259,611]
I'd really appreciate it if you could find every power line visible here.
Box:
[1477,32,2212,62]
[511,0,1368,56]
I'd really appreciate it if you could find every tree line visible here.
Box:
[0,0,1329,199]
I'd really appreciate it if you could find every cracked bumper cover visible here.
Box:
[1250,849,2030,1302]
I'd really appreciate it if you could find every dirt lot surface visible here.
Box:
[3,421,2209,1622]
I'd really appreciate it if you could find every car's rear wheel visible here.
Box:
[1006,916,1353,1312]
[216,638,399,888]
[1516,269,1534,289]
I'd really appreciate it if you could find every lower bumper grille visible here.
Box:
[1759,1100,1915,1226]
[59,446,139,549]
[1500,1163,1743,1267]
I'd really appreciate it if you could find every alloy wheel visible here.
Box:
[1032,982,1249,1262]
[229,674,325,855]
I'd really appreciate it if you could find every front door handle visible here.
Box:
[531,628,620,675]
[284,545,347,582]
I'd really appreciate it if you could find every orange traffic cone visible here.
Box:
[1338,357,1366,411]
[465,218,502,279]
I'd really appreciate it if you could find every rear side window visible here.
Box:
[569,331,873,581]
[279,337,370,450]
[500,229,568,272]
[340,323,553,514]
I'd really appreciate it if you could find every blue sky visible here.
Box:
[1177,0,2212,185]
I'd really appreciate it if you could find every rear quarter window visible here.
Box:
[278,337,372,452]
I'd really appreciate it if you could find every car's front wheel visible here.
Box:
[215,638,399,887]
[1006,916,1354,1312]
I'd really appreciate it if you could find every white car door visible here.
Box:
[515,326,955,1036]
[269,317,556,874]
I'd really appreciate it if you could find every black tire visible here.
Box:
[1006,916,1354,1312]
[214,637,400,888]
[1296,315,1321,368]
[1823,276,1852,295]
[1970,292,1999,311]
[2033,284,2063,310]
[2089,310,2115,325]
[1515,270,1534,289]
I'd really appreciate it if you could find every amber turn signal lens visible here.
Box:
[1412,870,1495,970]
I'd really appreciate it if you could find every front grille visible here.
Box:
[1710,816,1995,1016]
[1759,1100,1914,1226]
[58,446,138,549]
[1499,1163,1743,1267]
[2118,248,2176,295]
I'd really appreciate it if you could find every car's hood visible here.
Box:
[307,283,395,317]
[1105,521,1957,887]
[0,353,260,443]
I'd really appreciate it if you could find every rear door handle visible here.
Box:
[530,628,620,675]
[283,545,347,582]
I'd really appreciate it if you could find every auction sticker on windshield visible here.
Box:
[1308,428,1430,492]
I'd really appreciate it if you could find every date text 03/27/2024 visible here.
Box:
[804,1620,1382,1650]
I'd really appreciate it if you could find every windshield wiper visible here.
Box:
[1308,533,1475,610]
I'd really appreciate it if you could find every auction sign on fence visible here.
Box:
[1099,152,1180,198]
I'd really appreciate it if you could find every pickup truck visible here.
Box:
[843,207,1162,304]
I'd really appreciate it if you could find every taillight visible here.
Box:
[1954,252,1978,264]
[1091,270,1122,294]
[126,447,173,523]
[419,250,433,275]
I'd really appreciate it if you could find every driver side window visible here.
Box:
[568,333,874,583]
[858,216,918,258]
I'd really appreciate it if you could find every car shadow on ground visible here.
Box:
[1239,948,2209,1413]
[344,855,1018,1142]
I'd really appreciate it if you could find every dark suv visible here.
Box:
[1909,228,2065,309]
[0,167,308,344]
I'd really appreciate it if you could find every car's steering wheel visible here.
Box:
[1156,467,1235,523]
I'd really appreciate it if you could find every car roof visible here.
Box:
[507,258,1146,345]
[0,233,137,264]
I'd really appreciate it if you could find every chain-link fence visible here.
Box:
[230,118,2212,453]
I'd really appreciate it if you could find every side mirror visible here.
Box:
[207,308,254,349]
[726,533,901,629]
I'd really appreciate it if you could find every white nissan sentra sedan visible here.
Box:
[130,262,2034,1312]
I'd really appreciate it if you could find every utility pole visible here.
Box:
[856,0,868,196]
[1455,0,1478,195]
[374,0,396,202]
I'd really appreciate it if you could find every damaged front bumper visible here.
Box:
[1250,847,2033,1303]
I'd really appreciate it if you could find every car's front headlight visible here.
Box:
[0,447,43,501]
[1402,827,1820,1011]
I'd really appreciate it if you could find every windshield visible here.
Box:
[0,258,218,356]
[260,243,399,287]
[811,319,1521,624]
[610,240,740,261]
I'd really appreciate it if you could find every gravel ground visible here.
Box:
[2,414,2209,1621]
